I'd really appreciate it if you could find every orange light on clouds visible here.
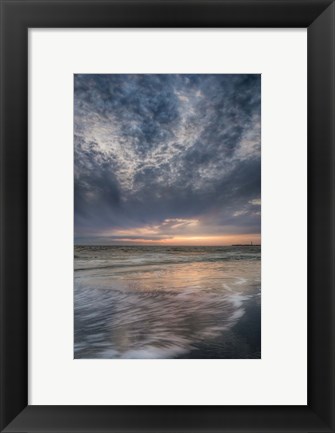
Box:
[101,218,261,246]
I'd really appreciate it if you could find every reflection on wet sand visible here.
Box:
[74,246,261,359]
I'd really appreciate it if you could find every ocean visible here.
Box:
[74,245,261,359]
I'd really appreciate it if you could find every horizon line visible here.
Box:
[74,243,262,247]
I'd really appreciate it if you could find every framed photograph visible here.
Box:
[0,0,334,432]
[73,72,262,362]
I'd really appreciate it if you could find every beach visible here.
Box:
[74,245,261,359]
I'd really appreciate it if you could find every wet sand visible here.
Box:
[74,246,261,359]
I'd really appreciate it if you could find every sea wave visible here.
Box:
[74,246,260,272]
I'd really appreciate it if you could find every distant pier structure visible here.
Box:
[231,241,261,246]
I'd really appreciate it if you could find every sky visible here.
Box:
[74,74,261,246]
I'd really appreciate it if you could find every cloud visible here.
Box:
[249,198,261,206]
[103,235,173,241]
[74,74,261,243]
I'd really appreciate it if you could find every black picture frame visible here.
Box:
[1,0,334,432]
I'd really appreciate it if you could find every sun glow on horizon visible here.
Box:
[136,234,260,246]
[81,233,261,246]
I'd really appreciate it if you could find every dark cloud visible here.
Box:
[74,74,261,243]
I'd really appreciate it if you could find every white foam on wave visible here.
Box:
[235,277,247,285]
[230,308,245,321]
[120,345,189,359]
[228,293,252,309]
